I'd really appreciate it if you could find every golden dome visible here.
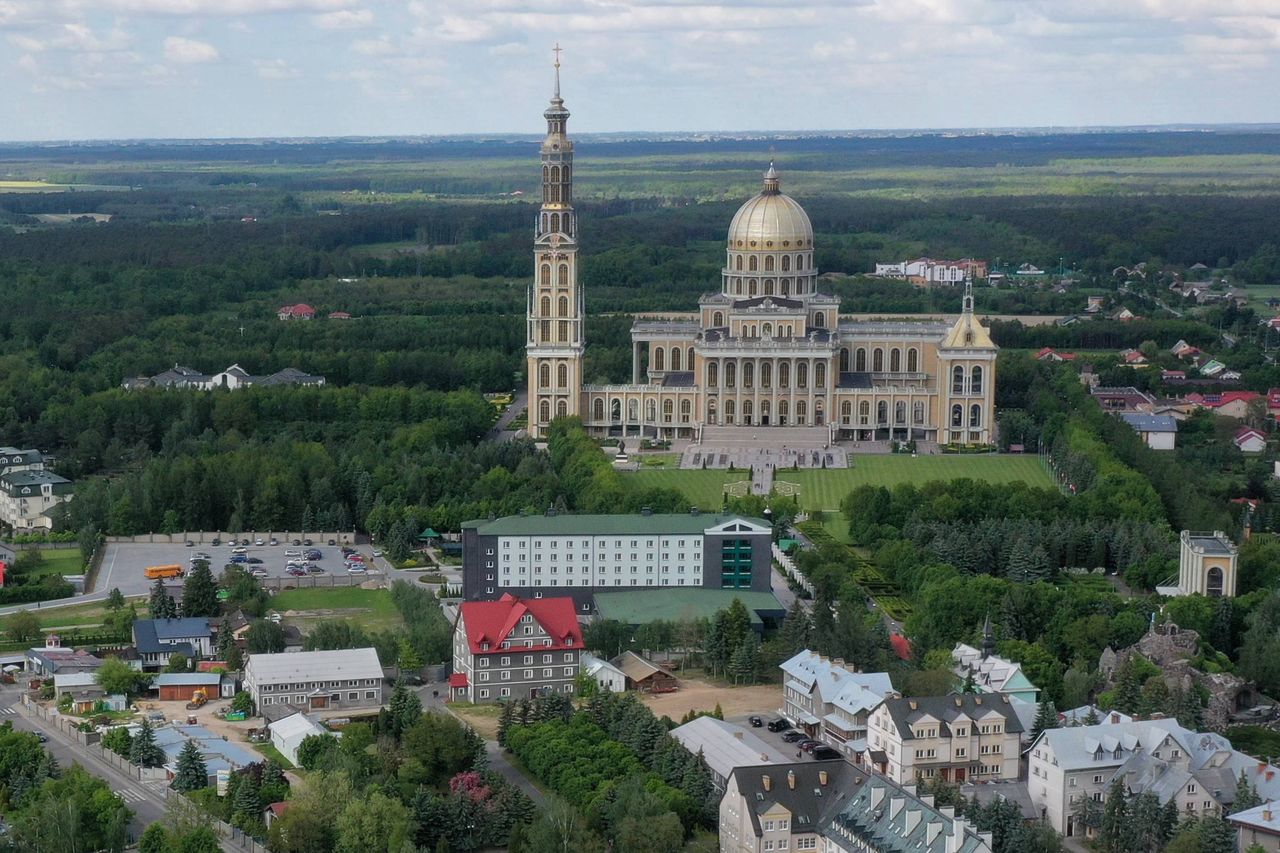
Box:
[726,166,814,249]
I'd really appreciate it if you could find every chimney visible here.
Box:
[909,700,918,710]
[1265,809,1273,821]
[819,770,829,786]
[763,775,772,792]
[975,696,983,705]
[787,771,796,790]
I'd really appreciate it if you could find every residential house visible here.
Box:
[52,672,126,713]
[269,712,334,767]
[277,303,316,320]
[1035,347,1076,362]
[1161,370,1186,381]
[779,650,894,755]
[1268,388,1280,415]
[131,618,213,670]
[25,636,103,676]
[580,653,627,693]
[866,694,1023,784]
[1229,802,1280,853]
[1199,359,1228,378]
[873,258,988,284]
[1119,414,1178,450]
[1089,386,1155,413]
[450,593,583,703]
[1118,348,1148,366]
[669,716,791,791]
[1085,295,1104,314]
[1058,706,1133,727]
[1107,307,1137,321]
[122,364,324,391]
[951,631,1040,704]
[612,650,678,692]
[720,762,993,853]
[1235,427,1267,454]
[1186,390,1262,419]
[328,311,352,320]
[1170,340,1202,360]
[1015,263,1045,276]
[1028,717,1280,839]
[151,724,262,783]
[243,647,384,713]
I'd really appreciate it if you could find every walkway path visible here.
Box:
[487,391,528,442]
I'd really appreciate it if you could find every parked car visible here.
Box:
[748,715,763,728]
[211,538,221,546]
[327,539,336,546]
[811,746,841,760]
[781,730,807,743]
[232,546,247,555]
[284,550,301,557]
[303,539,313,546]
[347,565,367,574]
[307,565,325,574]
[269,538,279,546]
[767,719,791,733]
[268,612,282,624]
[229,555,247,564]
[341,546,355,556]
[372,549,382,557]
[286,567,307,577]
[240,538,250,546]
[291,539,301,546]
[185,540,195,547]
[246,557,263,564]
[254,538,264,546]
[34,732,48,743]
[250,568,268,579]
[799,740,820,752]
[304,549,322,560]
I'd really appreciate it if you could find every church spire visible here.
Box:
[762,160,780,195]
[962,265,974,314]
[552,43,562,102]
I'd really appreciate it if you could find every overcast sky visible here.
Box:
[2,0,1279,141]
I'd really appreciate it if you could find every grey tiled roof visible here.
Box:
[880,694,1024,739]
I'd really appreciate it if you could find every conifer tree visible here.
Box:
[171,739,208,792]
[182,560,220,619]
[497,701,516,747]
[1232,770,1263,814]
[150,578,176,619]
[1083,706,1100,725]
[1098,777,1132,853]
[778,600,811,654]
[130,719,164,768]
[388,681,423,740]
[1031,699,1058,741]
[231,771,261,830]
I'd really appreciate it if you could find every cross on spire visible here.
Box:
[552,43,562,100]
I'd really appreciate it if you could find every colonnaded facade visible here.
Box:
[526,62,997,445]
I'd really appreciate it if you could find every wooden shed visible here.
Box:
[612,651,678,694]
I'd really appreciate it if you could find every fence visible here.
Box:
[163,788,270,853]
[21,698,173,780]
[107,530,357,545]
[772,542,814,596]
[259,573,388,591]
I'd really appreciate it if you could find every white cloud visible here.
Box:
[312,8,373,30]
[63,0,353,14]
[163,35,218,63]
[254,57,299,78]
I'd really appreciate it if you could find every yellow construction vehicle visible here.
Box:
[185,689,208,710]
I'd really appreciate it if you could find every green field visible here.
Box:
[23,549,86,578]
[625,454,1052,511]
[270,587,402,632]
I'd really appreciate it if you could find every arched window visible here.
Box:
[736,280,745,295]
[796,255,805,270]
[539,399,551,422]
[542,165,549,183]
[814,312,825,328]
[951,404,963,427]
[748,256,758,272]
[725,400,736,424]
[646,400,657,422]
[839,349,850,372]
[1207,567,1224,597]
[782,255,791,272]
[971,366,983,394]
[841,401,852,423]
[970,404,982,428]
[781,279,791,296]
[662,399,674,421]
[815,362,826,388]
[815,401,824,426]
[873,348,884,372]
[735,255,743,271]
[539,363,551,388]
[743,400,753,421]
[890,349,901,372]
[540,295,551,317]
[797,362,808,389]
[680,400,691,421]
[707,400,718,424]
[877,401,888,425]
[859,401,870,425]
[670,348,682,372]
[557,363,568,387]
[913,401,925,424]
[764,256,775,272]
[628,400,638,421]
[558,264,569,286]
[653,347,665,371]
[764,280,774,295]
[540,264,551,286]
[550,213,560,233]
[558,296,568,316]
[895,401,907,424]
[743,362,754,389]
[712,311,724,327]
[779,400,789,422]
[763,323,773,338]
[761,362,772,388]
[796,401,807,424]
[855,348,867,372]
[593,398,604,421]
[907,348,919,373]
[556,400,567,417]
[725,362,736,388]
[550,184,560,203]
[952,366,965,394]
[611,399,622,423]
[708,362,719,387]
[550,165,560,183]
[687,347,695,368]
[779,362,790,388]
[748,279,758,296]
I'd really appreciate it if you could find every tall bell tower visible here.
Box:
[526,44,584,439]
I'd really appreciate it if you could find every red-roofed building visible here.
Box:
[1235,427,1267,454]
[1188,390,1262,419]
[328,311,352,320]
[264,802,289,830]
[1268,388,1280,412]
[451,594,583,703]
[1035,347,1076,362]
[277,303,316,321]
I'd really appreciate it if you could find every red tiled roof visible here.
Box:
[1235,427,1266,442]
[458,593,583,654]
[448,672,468,688]
[1198,391,1261,407]
[196,661,226,672]
[278,303,316,316]
[266,802,289,817]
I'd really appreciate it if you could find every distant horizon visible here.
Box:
[7,121,1280,148]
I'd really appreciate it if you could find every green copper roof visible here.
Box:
[462,513,770,537]
[594,588,782,626]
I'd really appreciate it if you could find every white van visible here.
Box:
[231,546,247,555]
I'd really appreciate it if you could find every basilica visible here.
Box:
[526,63,996,447]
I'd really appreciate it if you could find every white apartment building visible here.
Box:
[720,762,992,853]
[866,694,1022,784]
[1028,717,1280,839]
[0,447,73,531]
[779,650,893,755]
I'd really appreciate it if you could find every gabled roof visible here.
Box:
[1119,414,1178,434]
[457,594,582,654]
[245,647,382,684]
[132,618,210,654]
[940,310,995,350]
[780,650,894,713]
[669,717,790,780]
[154,673,222,687]
[611,650,674,682]
[952,644,1041,696]
[1235,427,1266,446]
[879,694,1024,739]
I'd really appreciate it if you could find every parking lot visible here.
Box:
[97,539,386,597]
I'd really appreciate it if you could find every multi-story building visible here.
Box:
[243,647,384,714]
[779,650,893,754]
[460,510,773,610]
[521,59,997,445]
[131,618,214,670]
[0,447,73,531]
[866,694,1023,784]
[1028,717,1280,839]
[450,593,583,703]
[1229,803,1280,853]
[874,258,989,285]
[1170,530,1238,598]
[720,762,992,853]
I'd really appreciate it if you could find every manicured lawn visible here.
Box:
[624,454,1052,511]
[23,549,85,578]
[270,587,403,632]
[253,741,296,769]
